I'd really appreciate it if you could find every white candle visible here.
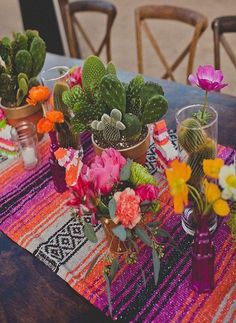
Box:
[22,147,38,168]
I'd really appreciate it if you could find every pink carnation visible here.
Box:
[114,188,141,229]
[135,184,159,202]
[188,65,228,92]
[0,108,5,120]
[89,148,126,195]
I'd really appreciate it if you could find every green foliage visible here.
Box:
[120,158,132,181]
[130,162,157,186]
[152,248,160,285]
[112,225,127,241]
[228,202,236,242]
[83,222,98,243]
[0,29,46,106]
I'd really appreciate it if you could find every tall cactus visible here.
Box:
[0,30,46,107]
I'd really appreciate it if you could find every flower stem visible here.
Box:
[188,184,204,214]
[202,90,208,119]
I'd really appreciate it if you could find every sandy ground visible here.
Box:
[1,0,236,95]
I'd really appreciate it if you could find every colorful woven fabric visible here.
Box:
[0,134,235,322]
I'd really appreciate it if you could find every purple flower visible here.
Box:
[188,65,228,91]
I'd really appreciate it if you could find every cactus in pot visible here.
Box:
[62,55,168,153]
[0,30,46,107]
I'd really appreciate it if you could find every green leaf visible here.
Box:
[85,254,100,278]
[156,228,171,238]
[112,225,127,241]
[128,238,139,253]
[135,225,152,246]
[83,222,98,243]
[140,267,147,287]
[97,200,109,214]
[152,248,160,285]
[120,159,132,181]
[146,221,162,229]
[109,257,119,282]
[104,272,113,316]
[108,198,116,219]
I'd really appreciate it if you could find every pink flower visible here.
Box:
[90,148,126,195]
[0,108,5,120]
[135,184,159,202]
[69,66,82,88]
[188,65,228,92]
[114,188,141,229]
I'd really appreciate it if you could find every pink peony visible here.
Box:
[114,188,141,229]
[69,66,82,88]
[135,184,159,202]
[188,65,228,92]
[89,148,126,195]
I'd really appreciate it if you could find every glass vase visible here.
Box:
[192,214,215,293]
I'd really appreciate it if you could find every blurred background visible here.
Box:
[1,0,236,95]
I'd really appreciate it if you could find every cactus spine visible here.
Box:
[0,30,46,106]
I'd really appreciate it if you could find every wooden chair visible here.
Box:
[212,16,236,69]
[58,0,117,61]
[135,5,208,83]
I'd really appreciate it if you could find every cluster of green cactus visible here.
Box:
[53,81,78,149]
[0,30,46,107]
[178,117,216,187]
[62,55,168,146]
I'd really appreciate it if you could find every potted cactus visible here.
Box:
[62,55,168,163]
[0,30,46,130]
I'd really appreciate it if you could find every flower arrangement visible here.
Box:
[0,30,46,107]
[165,157,236,242]
[55,147,176,314]
[188,64,228,125]
[61,55,168,150]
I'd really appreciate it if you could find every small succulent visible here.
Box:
[0,30,46,107]
[91,109,126,143]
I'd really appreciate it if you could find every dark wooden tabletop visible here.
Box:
[1,53,236,323]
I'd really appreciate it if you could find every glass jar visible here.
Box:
[12,121,39,170]
[176,104,218,235]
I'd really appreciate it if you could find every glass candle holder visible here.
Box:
[12,121,39,170]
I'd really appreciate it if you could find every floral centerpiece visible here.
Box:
[165,157,235,292]
[0,30,46,129]
[55,147,176,314]
[176,65,228,189]
[61,55,168,163]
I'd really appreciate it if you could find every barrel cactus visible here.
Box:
[0,30,46,107]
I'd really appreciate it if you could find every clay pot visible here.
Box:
[0,101,43,140]
[101,217,129,254]
[92,131,150,165]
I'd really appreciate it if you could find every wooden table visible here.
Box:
[1,53,236,323]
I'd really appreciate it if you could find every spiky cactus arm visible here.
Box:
[126,75,145,116]
[106,61,116,75]
[82,55,106,92]
[228,202,236,243]
[141,95,168,125]
[140,82,164,106]
[122,113,142,141]
[100,74,126,114]
[130,162,157,186]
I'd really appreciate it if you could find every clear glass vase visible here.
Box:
[176,104,218,234]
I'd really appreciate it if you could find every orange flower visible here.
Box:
[26,86,50,106]
[37,117,54,133]
[165,160,192,214]
[46,110,64,123]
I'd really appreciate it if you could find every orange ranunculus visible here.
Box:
[26,86,50,106]
[46,110,64,123]
[37,117,54,133]
[165,160,192,214]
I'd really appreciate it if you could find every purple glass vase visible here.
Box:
[191,215,215,293]
[48,131,67,193]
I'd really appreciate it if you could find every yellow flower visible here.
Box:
[204,179,230,217]
[203,158,224,179]
[165,160,191,214]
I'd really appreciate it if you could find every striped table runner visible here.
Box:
[0,134,235,322]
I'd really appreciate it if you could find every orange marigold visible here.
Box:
[26,86,50,106]
[46,110,64,123]
[37,117,54,133]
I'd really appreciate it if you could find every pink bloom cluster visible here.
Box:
[188,65,227,92]
[69,66,82,88]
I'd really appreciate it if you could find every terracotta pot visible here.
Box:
[0,101,44,141]
[92,131,150,165]
[101,217,129,254]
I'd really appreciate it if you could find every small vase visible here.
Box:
[182,207,217,236]
[176,104,218,188]
[101,217,129,254]
[192,215,215,293]
[48,130,67,193]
